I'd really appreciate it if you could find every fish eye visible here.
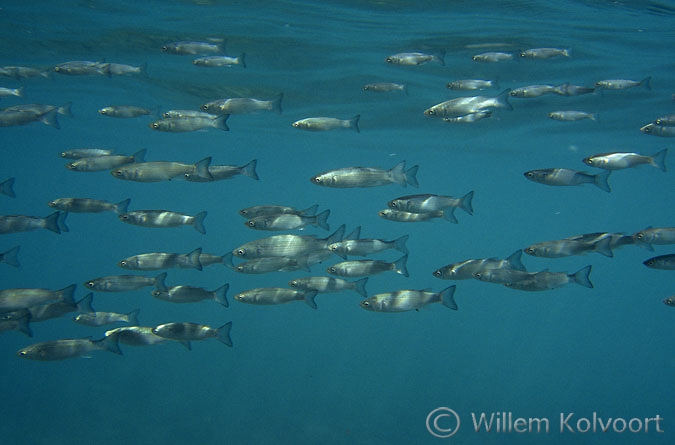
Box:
[112,170,123,177]
[390,201,398,208]
[473,272,482,278]
[327,267,336,273]
[59,152,67,158]
[48,201,56,207]
[200,105,208,111]
[151,122,160,129]
[525,172,534,178]
[289,281,297,287]
[362,301,370,306]
[66,163,76,170]
[161,46,168,52]
[433,270,442,277]
[236,249,246,256]
[385,57,392,63]
[525,247,535,254]
[247,221,255,227]
[636,233,644,239]
[120,214,129,220]
[86,281,95,288]
[428,110,435,115]
[312,176,321,183]
[151,290,160,296]
[646,259,655,266]
[119,261,127,267]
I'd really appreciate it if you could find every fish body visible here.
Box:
[225,254,311,274]
[151,284,228,307]
[520,47,570,59]
[193,54,246,67]
[524,168,611,192]
[554,83,596,96]
[48,197,130,214]
[663,296,675,307]
[447,79,498,90]
[424,89,512,118]
[595,77,651,90]
[643,254,675,270]
[443,111,493,123]
[632,227,675,250]
[327,255,409,277]
[152,321,233,347]
[27,293,93,323]
[0,211,68,234]
[0,284,75,312]
[288,276,368,297]
[510,85,558,98]
[149,115,229,132]
[53,61,109,75]
[363,82,407,93]
[161,41,223,55]
[238,204,318,219]
[640,123,675,137]
[548,111,598,121]
[66,149,146,172]
[111,158,212,182]
[433,250,526,280]
[360,286,457,312]
[106,63,146,76]
[105,326,172,347]
[202,94,282,115]
[583,149,666,171]
[245,209,330,231]
[385,52,444,66]
[234,288,318,309]
[184,159,258,182]
[472,52,513,62]
[0,65,49,79]
[17,335,121,361]
[84,273,167,292]
[60,148,115,159]
[328,235,409,259]
[0,108,59,128]
[118,248,203,271]
[0,86,24,98]
[98,106,153,118]
[74,309,140,327]
[378,208,448,223]
[505,265,593,290]
[232,225,345,259]
[388,192,474,215]
[292,115,359,132]
[654,114,675,126]
[310,161,418,188]
[524,237,613,258]
[118,210,207,234]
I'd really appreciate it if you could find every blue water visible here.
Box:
[0,0,673,443]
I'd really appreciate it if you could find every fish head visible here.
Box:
[524,246,538,256]
[663,296,675,307]
[359,299,376,311]
[639,123,654,134]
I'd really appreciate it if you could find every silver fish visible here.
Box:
[202,94,282,114]
[152,321,233,347]
[0,211,68,235]
[27,293,94,323]
[595,77,651,90]
[98,106,153,118]
[224,254,311,274]
[245,209,330,231]
[326,255,409,278]
[548,111,598,121]
[104,326,184,348]
[161,40,223,55]
[387,192,474,215]
[583,149,667,171]
[238,204,318,219]
[442,110,493,123]
[654,114,675,126]
[118,248,203,271]
[118,210,207,234]
[424,89,512,118]
[53,60,109,76]
[59,148,115,159]
[378,208,449,223]
[643,254,675,270]
[520,47,570,59]
[152,284,228,307]
[193,54,246,68]
[640,123,675,137]
[106,62,146,76]
[472,52,513,62]
[149,115,229,132]
[524,237,613,258]
[505,265,593,291]
[0,108,59,128]
[74,309,140,327]
[447,79,498,91]
[510,85,558,98]
[663,296,675,307]
[48,197,130,214]
[360,286,457,312]
[17,336,122,361]
[363,82,407,93]
[432,250,526,280]
[110,157,213,182]
[292,115,359,132]
[329,234,409,260]
[232,225,345,260]
[65,149,146,172]
[385,51,444,66]
[234,288,318,309]
[553,83,596,96]
[0,284,76,312]
[310,161,418,188]
[472,268,535,284]
[84,272,167,292]
[288,276,368,297]
[0,86,24,98]
[184,159,258,182]
[524,168,611,192]
[0,65,49,79]
[632,227,675,251]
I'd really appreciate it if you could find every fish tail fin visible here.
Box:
[214,283,229,307]
[214,114,230,131]
[194,157,214,180]
[56,284,77,305]
[572,265,593,288]
[459,190,475,215]
[495,88,513,110]
[77,293,95,313]
[187,247,203,270]
[349,114,360,132]
[1,245,20,267]
[405,165,419,187]
[594,170,612,192]
[304,291,318,309]
[435,49,446,66]
[0,177,16,197]
[154,272,168,291]
[139,61,149,77]
[593,236,614,257]
[57,102,73,118]
[216,321,233,347]
[505,249,527,271]
[43,211,62,234]
[126,309,141,326]
[41,108,60,129]
[345,225,361,240]
[238,53,246,68]
[222,252,236,270]
[353,277,369,298]
[17,315,33,337]
[443,207,459,223]
[651,148,667,172]
[314,209,330,231]
[14,86,25,97]
[563,48,572,57]
[96,332,123,355]
[394,254,409,277]
[271,92,283,114]
[641,76,652,91]
[394,234,409,254]
[440,285,458,310]
[402,83,408,95]
[114,198,131,214]
[57,211,69,232]
[240,159,259,180]
[192,211,207,234]
[133,149,147,163]
[389,161,407,186]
